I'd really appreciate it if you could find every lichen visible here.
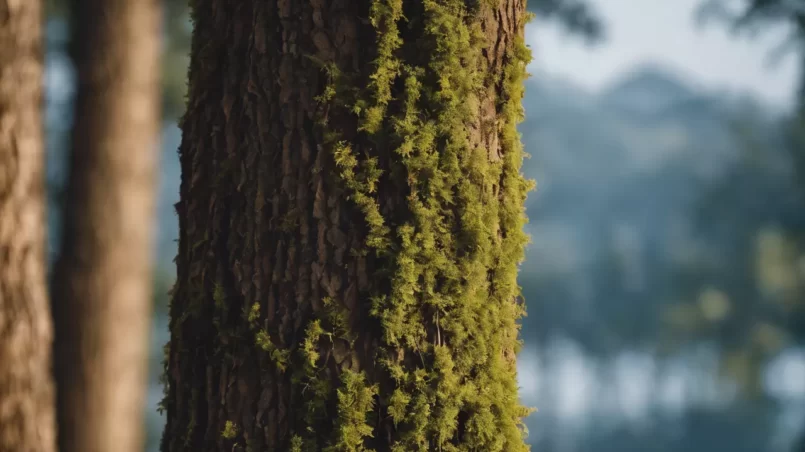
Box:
[324,371,379,452]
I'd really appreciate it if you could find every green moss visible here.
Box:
[387,389,410,426]
[288,318,336,450]
[324,370,379,452]
[247,302,260,326]
[360,0,404,133]
[331,142,390,251]
[221,420,238,440]
[213,283,225,308]
[256,330,290,371]
[157,340,170,416]
[307,0,533,449]
[323,296,356,344]
[302,319,325,367]
[290,435,304,452]
[183,388,199,448]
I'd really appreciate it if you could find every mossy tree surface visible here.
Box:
[162,0,533,451]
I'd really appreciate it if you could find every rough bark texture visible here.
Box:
[0,1,56,451]
[162,1,532,451]
[50,1,161,452]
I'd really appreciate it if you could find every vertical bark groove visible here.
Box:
[0,1,56,451]
[51,1,161,451]
[163,1,532,451]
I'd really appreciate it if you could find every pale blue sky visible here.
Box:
[527,0,800,109]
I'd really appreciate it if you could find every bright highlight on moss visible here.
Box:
[221,421,238,440]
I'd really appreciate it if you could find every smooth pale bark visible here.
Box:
[0,1,56,451]
[51,1,161,451]
[162,1,531,451]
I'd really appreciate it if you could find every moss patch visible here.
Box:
[302,0,535,450]
[221,420,238,440]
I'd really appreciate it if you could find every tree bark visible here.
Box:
[50,1,161,452]
[0,1,56,451]
[162,1,532,451]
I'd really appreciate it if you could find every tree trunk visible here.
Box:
[0,1,56,451]
[50,1,161,451]
[162,1,533,451]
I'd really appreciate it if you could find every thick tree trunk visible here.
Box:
[50,1,161,452]
[0,1,56,451]
[162,1,532,451]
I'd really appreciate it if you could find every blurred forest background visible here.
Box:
[43,0,805,451]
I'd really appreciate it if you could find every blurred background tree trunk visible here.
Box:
[0,0,56,451]
[50,0,161,451]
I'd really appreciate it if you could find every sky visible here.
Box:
[526,0,800,109]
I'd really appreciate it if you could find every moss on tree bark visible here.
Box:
[162,1,533,451]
